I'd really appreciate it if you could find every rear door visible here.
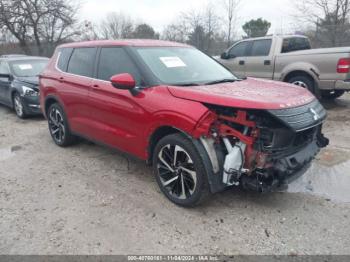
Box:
[220,41,250,78]
[88,46,146,155]
[245,39,274,79]
[59,47,97,136]
[0,60,12,104]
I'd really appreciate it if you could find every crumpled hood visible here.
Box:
[167,78,315,110]
[16,76,39,87]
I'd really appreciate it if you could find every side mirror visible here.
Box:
[0,73,12,82]
[110,73,136,90]
[220,52,228,59]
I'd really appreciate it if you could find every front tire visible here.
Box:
[47,103,77,147]
[153,134,210,207]
[13,93,27,119]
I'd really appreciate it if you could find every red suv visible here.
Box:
[40,40,329,207]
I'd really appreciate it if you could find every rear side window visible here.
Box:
[229,41,249,57]
[97,47,141,84]
[0,61,10,74]
[67,48,97,77]
[250,39,272,56]
[57,48,73,72]
[282,38,311,53]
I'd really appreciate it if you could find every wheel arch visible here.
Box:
[10,90,19,107]
[44,95,64,118]
[147,126,189,164]
[283,70,316,84]
[147,125,226,194]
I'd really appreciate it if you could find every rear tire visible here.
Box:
[47,103,77,147]
[321,90,345,100]
[152,133,210,207]
[288,75,320,98]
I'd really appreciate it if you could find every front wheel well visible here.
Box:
[44,97,59,116]
[147,126,184,164]
[11,90,19,104]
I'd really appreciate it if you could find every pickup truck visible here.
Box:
[217,35,350,99]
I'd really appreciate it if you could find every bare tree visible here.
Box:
[203,3,221,52]
[0,0,79,55]
[100,12,134,39]
[162,22,188,43]
[40,0,80,50]
[78,20,99,41]
[0,0,32,54]
[221,0,241,47]
[294,0,350,47]
[162,4,226,54]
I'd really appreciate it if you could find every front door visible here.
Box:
[219,41,250,78]
[245,39,274,79]
[88,47,146,156]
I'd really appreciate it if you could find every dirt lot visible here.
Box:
[1,94,350,255]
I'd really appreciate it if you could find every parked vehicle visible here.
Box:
[217,35,350,99]
[0,56,49,118]
[40,40,329,207]
[0,54,27,58]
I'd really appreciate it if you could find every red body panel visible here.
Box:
[41,76,209,159]
[40,40,317,161]
[167,78,315,110]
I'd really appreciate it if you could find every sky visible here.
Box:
[80,0,299,37]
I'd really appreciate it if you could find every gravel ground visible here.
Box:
[0,94,350,255]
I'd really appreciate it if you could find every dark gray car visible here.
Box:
[0,56,49,118]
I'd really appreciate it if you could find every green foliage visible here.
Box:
[132,23,159,39]
[242,18,271,38]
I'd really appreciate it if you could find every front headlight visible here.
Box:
[22,86,39,96]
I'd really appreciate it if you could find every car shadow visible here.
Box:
[320,94,350,110]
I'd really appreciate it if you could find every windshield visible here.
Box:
[10,59,48,77]
[135,47,236,85]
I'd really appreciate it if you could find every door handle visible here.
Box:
[92,84,100,90]
[59,77,64,83]
[239,60,245,65]
[264,60,271,65]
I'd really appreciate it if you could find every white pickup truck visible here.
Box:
[217,35,350,99]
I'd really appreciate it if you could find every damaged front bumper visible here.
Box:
[196,100,329,194]
[240,132,329,193]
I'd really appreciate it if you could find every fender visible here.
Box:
[143,109,208,159]
[277,61,320,84]
[43,94,66,119]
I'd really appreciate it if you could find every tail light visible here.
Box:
[337,58,350,73]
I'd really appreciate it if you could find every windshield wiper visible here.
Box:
[174,82,201,87]
[205,78,237,85]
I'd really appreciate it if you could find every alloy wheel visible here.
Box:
[48,107,66,144]
[14,95,24,117]
[157,144,197,200]
[292,80,308,89]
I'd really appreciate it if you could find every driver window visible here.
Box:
[229,41,249,58]
[97,47,142,85]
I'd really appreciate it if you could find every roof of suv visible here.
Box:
[58,39,191,49]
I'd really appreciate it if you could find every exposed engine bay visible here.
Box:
[197,99,329,193]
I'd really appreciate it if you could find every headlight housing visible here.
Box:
[22,86,39,96]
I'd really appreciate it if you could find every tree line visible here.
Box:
[1,0,350,57]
